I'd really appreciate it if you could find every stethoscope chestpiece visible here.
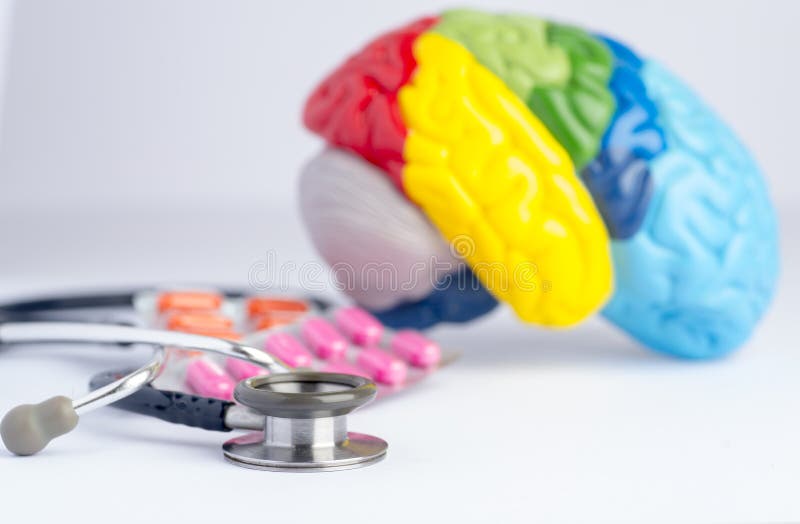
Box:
[222,372,387,472]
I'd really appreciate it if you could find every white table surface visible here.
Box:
[0,202,797,523]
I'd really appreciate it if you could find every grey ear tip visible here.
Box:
[1,396,78,456]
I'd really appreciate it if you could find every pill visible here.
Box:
[247,297,309,318]
[253,312,303,331]
[265,333,314,368]
[186,358,235,400]
[334,307,384,346]
[225,358,267,381]
[356,347,407,385]
[322,361,371,379]
[167,312,234,331]
[158,291,223,313]
[301,318,347,360]
[391,330,441,368]
[171,326,242,341]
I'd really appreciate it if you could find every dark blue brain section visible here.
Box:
[581,37,666,239]
[372,266,498,330]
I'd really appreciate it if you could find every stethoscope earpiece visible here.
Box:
[1,396,78,456]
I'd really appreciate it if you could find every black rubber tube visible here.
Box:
[89,369,233,432]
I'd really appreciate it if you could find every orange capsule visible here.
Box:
[167,312,234,332]
[158,291,223,313]
[247,297,309,319]
[253,313,301,331]
[171,326,242,341]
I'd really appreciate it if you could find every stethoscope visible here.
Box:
[0,290,387,472]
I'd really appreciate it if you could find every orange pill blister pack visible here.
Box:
[132,289,458,402]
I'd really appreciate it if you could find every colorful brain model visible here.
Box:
[300,9,779,359]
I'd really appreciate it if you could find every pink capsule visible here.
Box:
[391,330,442,368]
[302,317,348,360]
[224,357,267,381]
[334,307,384,346]
[321,361,371,379]
[186,358,235,400]
[265,332,314,368]
[356,347,407,385]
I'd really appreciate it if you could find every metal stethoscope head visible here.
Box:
[0,322,387,472]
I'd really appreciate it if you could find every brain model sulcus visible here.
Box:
[299,9,779,359]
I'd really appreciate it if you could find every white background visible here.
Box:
[0,1,798,522]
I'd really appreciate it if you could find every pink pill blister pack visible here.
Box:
[132,289,457,402]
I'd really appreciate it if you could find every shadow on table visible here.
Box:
[429,310,696,371]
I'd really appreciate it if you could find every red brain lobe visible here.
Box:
[303,17,438,190]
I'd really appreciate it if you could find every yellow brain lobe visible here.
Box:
[398,33,613,326]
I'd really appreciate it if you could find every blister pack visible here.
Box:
[132,289,455,402]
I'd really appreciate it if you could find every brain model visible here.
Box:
[300,9,779,359]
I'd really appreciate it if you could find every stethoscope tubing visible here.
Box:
[88,368,264,431]
[0,288,333,322]
[0,321,288,416]
[0,288,332,430]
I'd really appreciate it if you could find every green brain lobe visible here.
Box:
[433,9,571,97]
[433,10,616,169]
